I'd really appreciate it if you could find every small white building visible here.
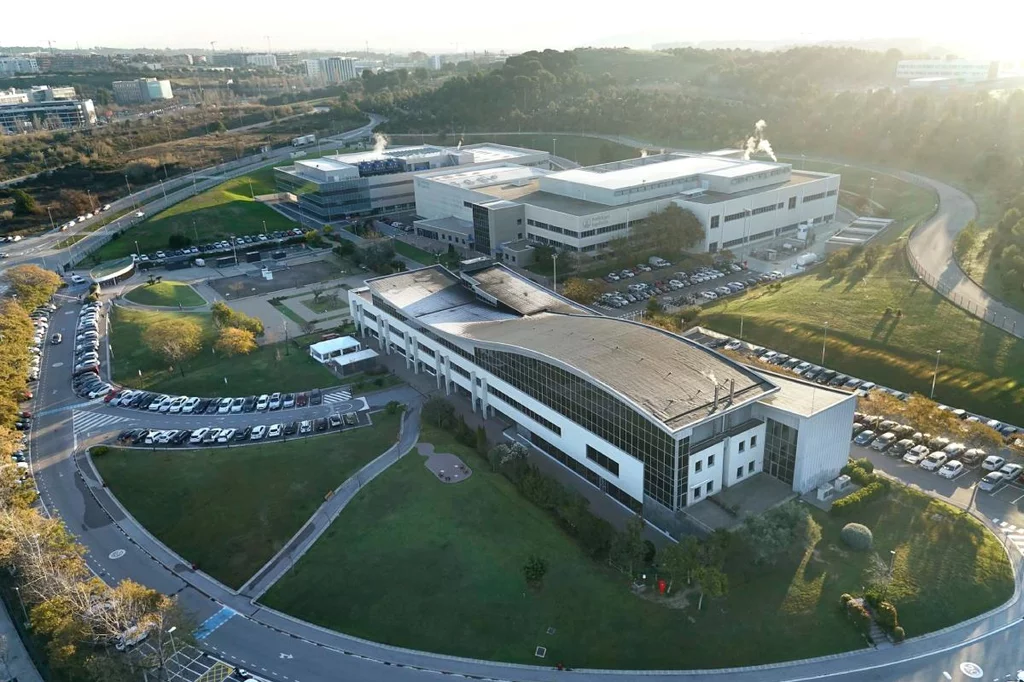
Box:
[896,59,998,82]
[309,336,361,363]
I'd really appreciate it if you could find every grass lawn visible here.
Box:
[91,165,294,262]
[123,281,206,308]
[700,246,1024,424]
[110,306,338,395]
[270,301,306,325]
[303,295,348,314]
[392,240,438,266]
[263,426,1012,668]
[94,412,402,589]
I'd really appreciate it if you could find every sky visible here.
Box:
[2,0,1022,60]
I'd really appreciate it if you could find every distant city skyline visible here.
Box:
[2,0,1021,61]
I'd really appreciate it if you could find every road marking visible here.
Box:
[72,409,133,435]
[51,362,63,368]
[942,673,952,680]
[108,549,125,559]
[279,653,293,659]
[195,607,237,641]
[960,662,984,678]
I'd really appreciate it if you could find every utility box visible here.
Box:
[834,474,852,491]
[215,256,236,268]
[272,251,286,260]
[245,251,262,263]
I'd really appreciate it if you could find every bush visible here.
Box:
[845,599,873,635]
[852,457,874,474]
[90,445,110,456]
[892,626,905,642]
[831,481,888,515]
[839,593,854,607]
[875,601,899,632]
[840,523,874,551]
[523,555,547,586]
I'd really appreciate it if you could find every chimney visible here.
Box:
[729,379,735,405]
[713,383,720,412]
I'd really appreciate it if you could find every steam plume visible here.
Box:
[456,136,464,150]
[743,119,777,162]
[372,132,389,155]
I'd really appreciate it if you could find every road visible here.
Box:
[3,114,383,273]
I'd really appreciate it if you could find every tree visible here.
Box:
[422,396,456,429]
[3,264,62,310]
[635,204,705,254]
[475,426,488,454]
[309,283,327,303]
[215,327,256,357]
[356,240,396,272]
[210,301,233,327]
[660,536,701,594]
[561,277,603,304]
[58,188,94,216]
[611,513,647,577]
[737,502,809,565]
[10,189,41,216]
[143,319,202,376]
[522,555,547,587]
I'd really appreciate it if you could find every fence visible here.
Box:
[905,242,1021,338]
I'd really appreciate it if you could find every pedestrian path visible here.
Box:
[994,518,1024,557]
[72,409,133,435]
[36,399,100,417]
[322,389,352,404]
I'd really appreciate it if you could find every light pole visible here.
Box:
[46,206,55,232]
[13,586,28,625]
[248,178,255,200]
[739,315,744,341]
[930,349,942,399]
[167,626,178,661]
[821,321,829,365]
[868,177,876,215]
[551,253,557,292]
[552,137,557,159]
[134,240,140,257]
[125,175,136,210]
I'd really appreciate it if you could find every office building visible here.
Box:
[246,53,278,69]
[275,143,551,221]
[896,59,998,82]
[49,53,110,72]
[0,86,77,104]
[320,57,357,83]
[412,151,840,262]
[0,97,96,132]
[112,78,173,105]
[430,55,443,70]
[211,53,248,68]
[303,59,321,79]
[0,56,40,75]
[348,261,855,526]
[275,53,300,67]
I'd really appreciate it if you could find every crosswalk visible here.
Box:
[993,518,1024,556]
[72,409,133,435]
[323,390,352,404]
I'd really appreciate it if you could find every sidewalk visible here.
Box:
[0,599,44,682]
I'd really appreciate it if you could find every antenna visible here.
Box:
[210,40,217,54]
[47,40,54,53]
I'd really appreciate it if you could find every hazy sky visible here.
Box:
[2,0,1020,59]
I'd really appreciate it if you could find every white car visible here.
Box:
[299,420,312,434]
[256,394,269,411]
[1000,463,1023,482]
[167,396,188,413]
[182,397,200,413]
[267,423,283,438]
[156,396,176,413]
[70,274,86,284]
[189,428,209,444]
[920,452,948,471]
[871,432,897,452]
[230,397,244,413]
[268,393,282,410]
[724,340,742,351]
[980,471,1007,492]
[903,445,930,465]
[250,425,266,440]
[216,428,236,443]
[217,398,233,414]
[112,390,135,406]
[148,395,169,411]
[938,460,964,479]
[983,455,1007,471]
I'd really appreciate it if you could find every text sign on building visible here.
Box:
[581,213,611,229]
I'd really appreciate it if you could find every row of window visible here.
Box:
[826,189,838,196]
[750,203,780,216]
[417,342,435,358]
[585,445,620,476]
[724,210,748,223]
[803,192,826,203]
[528,218,580,238]
[736,461,756,480]
[530,433,641,513]
[692,480,714,500]
[748,228,775,242]
[612,175,696,197]
[488,385,562,436]
[580,221,632,239]
[693,453,715,473]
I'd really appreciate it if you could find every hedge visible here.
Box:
[831,481,888,515]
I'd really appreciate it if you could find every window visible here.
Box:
[788,197,797,210]
[694,459,703,472]
[708,454,715,467]
[803,192,826,203]
[693,486,702,500]
[764,418,799,485]
[738,440,745,453]
[532,433,641,512]
[736,466,744,479]
[748,461,755,473]
[751,435,757,448]
[586,445,620,476]
[706,481,714,494]
[710,215,720,229]
[826,189,838,196]
[487,385,562,436]
[724,210,748,223]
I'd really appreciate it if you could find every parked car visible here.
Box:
[328,414,342,428]
[283,393,295,409]
[938,460,964,479]
[1000,463,1024,481]
[903,445,930,465]
[314,417,328,432]
[202,428,220,444]
[889,439,915,457]
[189,428,209,444]
[343,412,358,426]
[920,452,948,471]
[269,393,282,410]
[216,428,236,443]
[230,397,245,413]
[983,455,1007,471]
[871,432,897,451]
[267,423,283,438]
[217,398,232,414]
[853,430,877,447]
[250,425,267,440]
[980,471,1008,492]
[310,389,323,406]
[284,421,298,436]
[297,392,309,407]
[961,448,986,466]
[299,420,312,434]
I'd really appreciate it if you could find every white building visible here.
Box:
[414,151,839,260]
[112,78,173,105]
[348,262,855,527]
[320,57,357,84]
[430,55,443,70]
[246,53,279,69]
[0,57,40,75]
[275,143,552,221]
[896,59,998,82]
[303,59,321,79]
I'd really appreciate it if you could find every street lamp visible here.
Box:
[551,253,557,292]
[930,350,942,399]
[134,240,140,257]
[125,175,135,210]
[13,586,28,625]
[167,626,178,661]
[821,321,829,365]
[868,177,876,215]
[552,137,557,159]
[888,549,897,575]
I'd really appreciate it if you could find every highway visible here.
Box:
[16,119,1024,682]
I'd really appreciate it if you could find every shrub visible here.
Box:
[876,601,899,632]
[840,523,874,551]
[523,555,547,586]
[892,626,905,642]
[839,593,854,607]
[845,600,873,635]
[852,458,875,474]
[831,481,888,515]
[90,445,110,456]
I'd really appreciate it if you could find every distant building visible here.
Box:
[303,59,321,79]
[49,53,110,72]
[0,89,29,105]
[112,78,173,105]
[211,53,248,68]
[320,57,357,84]
[246,53,278,69]
[0,56,40,75]
[275,53,299,67]
[896,59,998,82]
[0,85,77,105]
[430,55,443,70]
[0,97,96,133]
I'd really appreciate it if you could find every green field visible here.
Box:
[263,426,1012,668]
[701,248,1024,423]
[94,412,402,589]
[392,240,438,265]
[92,165,294,262]
[110,306,338,395]
[123,281,205,308]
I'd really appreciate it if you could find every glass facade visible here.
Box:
[475,348,679,509]
[275,171,415,219]
[764,418,798,485]
[531,433,642,513]
[472,205,491,255]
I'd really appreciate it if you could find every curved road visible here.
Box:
[19,125,1024,682]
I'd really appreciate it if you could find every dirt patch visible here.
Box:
[209,259,339,298]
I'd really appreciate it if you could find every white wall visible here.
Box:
[721,422,766,488]
[686,440,724,505]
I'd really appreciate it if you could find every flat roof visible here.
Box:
[309,336,360,355]
[466,266,584,316]
[428,164,544,190]
[709,161,781,178]
[681,172,823,204]
[415,216,474,235]
[549,156,735,191]
[755,369,853,418]
[461,143,542,162]
[453,313,775,430]
[517,189,661,216]
[294,158,352,172]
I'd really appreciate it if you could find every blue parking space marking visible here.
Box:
[195,607,237,641]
